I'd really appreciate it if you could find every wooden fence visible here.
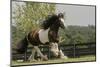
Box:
[12,42,96,61]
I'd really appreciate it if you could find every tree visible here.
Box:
[12,1,55,47]
[59,25,95,44]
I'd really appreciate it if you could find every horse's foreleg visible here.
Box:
[59,49,68,59]
[28,48,36,62]
[34,46,48,61]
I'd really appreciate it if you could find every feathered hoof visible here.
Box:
[28,59,37,62]
[42,55,48,61]
[60,56,68,59]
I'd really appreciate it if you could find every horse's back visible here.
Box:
[27,29,41,46]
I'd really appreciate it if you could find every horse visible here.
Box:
[16,13,67,61]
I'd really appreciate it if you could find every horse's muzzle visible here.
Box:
[60,24,65,29]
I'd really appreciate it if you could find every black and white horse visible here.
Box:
[16,13,67,61]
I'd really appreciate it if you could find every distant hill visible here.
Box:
[59,25,96,44]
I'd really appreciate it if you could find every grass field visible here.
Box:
[11,55,96,66]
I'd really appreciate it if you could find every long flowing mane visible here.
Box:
[41,14,58,30]
[16,13,66,61]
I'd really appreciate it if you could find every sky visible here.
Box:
[56,4,95,26]
[12,1,96,26]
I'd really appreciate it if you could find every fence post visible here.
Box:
[73,44,76,58]
[48,46,50,59]
[24,51,27,61]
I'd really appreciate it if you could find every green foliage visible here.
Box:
[59,25,96,44]
[11,1,95,47]
[12,2,55,47]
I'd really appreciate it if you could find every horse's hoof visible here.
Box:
[43,57,48,61]
[29,59,37,62]
[42,55,48,61]
[60,56,68,59]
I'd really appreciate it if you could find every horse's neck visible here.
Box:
[49,26,59,42]
[50,25,59,34]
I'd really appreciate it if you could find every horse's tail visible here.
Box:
[16,36,29,53]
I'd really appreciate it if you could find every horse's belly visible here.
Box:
[38,28,49,44]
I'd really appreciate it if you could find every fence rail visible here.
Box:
[12,42,96,61]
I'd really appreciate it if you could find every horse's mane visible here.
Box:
[41,14,58,30]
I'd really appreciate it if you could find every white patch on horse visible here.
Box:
[34,46,44,57]
[60,18,66,27]
[28,48,36,62]
[38,28,50,44]
[60,18,64,23]
[50,43,59,56]
[59,49,68,59]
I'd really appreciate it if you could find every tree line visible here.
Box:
[12,1,95,48]
[59,25,95,45]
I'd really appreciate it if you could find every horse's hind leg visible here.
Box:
[28,48,36,62]
[34,46,48,61]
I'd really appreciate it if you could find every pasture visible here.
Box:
[11,42,96,66]
[12,55,95,66]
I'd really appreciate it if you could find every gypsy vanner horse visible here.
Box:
[16,13,67,61]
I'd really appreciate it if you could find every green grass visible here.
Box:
[11,55,96,66]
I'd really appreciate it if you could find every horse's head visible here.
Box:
[41,13,65,30]
[50,13,65,29]
[57,13,65,29]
